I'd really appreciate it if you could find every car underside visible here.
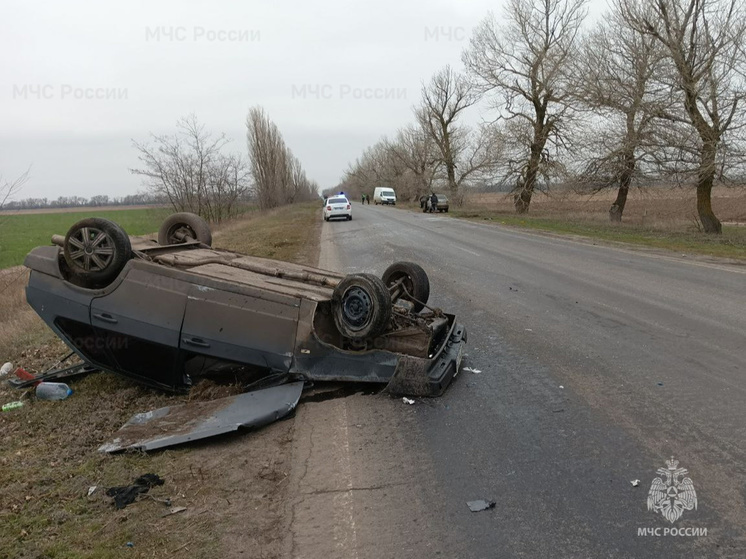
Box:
[24,213,467,397]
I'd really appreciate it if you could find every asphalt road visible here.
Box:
[310,203,745,559]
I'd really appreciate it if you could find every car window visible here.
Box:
[328,197,348,204]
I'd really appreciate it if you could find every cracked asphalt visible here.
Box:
[285,203,746,559]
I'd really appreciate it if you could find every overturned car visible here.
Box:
[24,213,466,397]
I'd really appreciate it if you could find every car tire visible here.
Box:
[382,261,430,312]
[158,212,212,246]
[332,273,392,340]
[63,218,132,288]
[348,215,352,221]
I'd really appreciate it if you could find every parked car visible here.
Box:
[323,195,352,221]
[419,194,449,213]
[373,187,397,205]
[23,213,466,396]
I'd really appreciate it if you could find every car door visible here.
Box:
[90,266,191,390]
[26,266,116,371]
[180,282,301,372]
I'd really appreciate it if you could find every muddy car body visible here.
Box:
[24,214,466,396]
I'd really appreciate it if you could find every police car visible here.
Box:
[323,194,352,221]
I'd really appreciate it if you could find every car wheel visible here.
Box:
[158,212,212,246]
[63,218,132,288]
[348,215,352,221]
[332,273,392,340]
[382,261,430,312]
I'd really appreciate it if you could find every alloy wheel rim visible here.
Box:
[67,227,115,272]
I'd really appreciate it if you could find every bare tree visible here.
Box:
[387,125,442,199]
[0,168,31,229]
[131,115,249,222]
[463,0,588,213]
[619,0,746,233]
[416,65,478,196]
[342,139,409,199]
[0,168,30,212]
[574,2,669,221]
[246,107,316,209]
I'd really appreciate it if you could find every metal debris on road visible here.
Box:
[467,500,496,512]
[402,397,415,405]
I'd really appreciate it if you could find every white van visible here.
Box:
[373,187,397,205]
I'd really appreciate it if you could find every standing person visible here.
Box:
[430,192,438,213]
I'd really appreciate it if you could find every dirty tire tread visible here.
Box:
[382,261,430,312]
[158,212,212,246]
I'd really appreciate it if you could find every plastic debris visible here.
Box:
[2,401,24,412]
[0,362,13,376]
[87,486,97,496]
[402,397,415,405]
[36,382,73,401]
[559,385,564,389]
[467,499,496,512]
[631,480,640,487]
[463,367,482,374]
[126,542,134,548]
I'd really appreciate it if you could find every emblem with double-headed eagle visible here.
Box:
[647,456,697,523]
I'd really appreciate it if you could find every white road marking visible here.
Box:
[459,247,481,257]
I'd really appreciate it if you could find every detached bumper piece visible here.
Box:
[99,382,304,453]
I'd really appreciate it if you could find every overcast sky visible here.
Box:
[0,0,606,201]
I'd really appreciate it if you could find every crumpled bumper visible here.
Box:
[386,322,467,397]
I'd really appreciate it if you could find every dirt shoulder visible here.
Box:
[0,202,321,559]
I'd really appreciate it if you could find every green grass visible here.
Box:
[449,208,746,260]
[0,208,171,269]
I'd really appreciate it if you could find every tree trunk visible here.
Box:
[446,162,458,197]
[610,151,634,222]
[697,143,722,234]
[514,145,541,214]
